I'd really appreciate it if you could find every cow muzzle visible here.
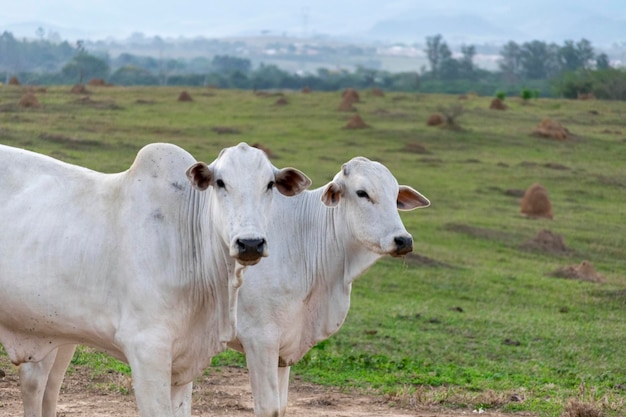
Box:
[392,235,413,257]
[235,238,267,265]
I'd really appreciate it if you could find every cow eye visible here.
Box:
[267,181,275,190]
[216,179,226,188]
[356,190,369,199]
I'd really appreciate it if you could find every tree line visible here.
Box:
[1,31,625,100]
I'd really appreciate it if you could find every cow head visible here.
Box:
[186,143,311,265]
[321,157,429,257]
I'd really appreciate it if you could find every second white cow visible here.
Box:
[0,142,311,417]
[230,156,430,417]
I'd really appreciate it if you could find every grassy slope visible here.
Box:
[1,86,625,416]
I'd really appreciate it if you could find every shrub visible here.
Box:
[520,87,533,101]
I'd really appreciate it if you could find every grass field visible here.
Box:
[1,85,625,416]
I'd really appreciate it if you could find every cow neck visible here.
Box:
[178,187,234,354]
[292,188,382,348]
[299,188,382,294]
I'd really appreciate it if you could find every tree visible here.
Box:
[559,39,594,72]
[0,31,21,78]
[591,68,626,100]
[438,43,458,80]
[109,65,158,85]
[114,53,160,73]
[355,65,377,87]
[520,40,560,80]
[555,68,626,100]
[458,44,476,79]
[425,34,444,79]
[499,41,522,83]
[252,63,290,89]
[211,55,251,74]
[61,53,110,83]
[35,27,45,41]
[596,53,611,70]
[423,34,478,81]
[157,58,187,86]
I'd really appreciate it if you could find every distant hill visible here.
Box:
[365,14,526,44]
[365,13,626,46]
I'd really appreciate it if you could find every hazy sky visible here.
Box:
[2,0,625,42]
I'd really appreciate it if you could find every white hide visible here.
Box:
[0,142,310,417]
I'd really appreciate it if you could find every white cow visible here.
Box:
[0,142,311,417]
[231,156,430,417]
[15,156,429,417]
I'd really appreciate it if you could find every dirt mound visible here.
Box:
[427,114,444,126]
[489,98,507,110]
[520,183,553,219]
[342,88,360,103]
[549,260,605,283]
[178,91,193,101]
[343,114,369,129]
[8,76,20,85]
[371,88,385,97]
[252,143,275,158]
[436,104,465,130]
[18,92,40,108]
[88,78,106,86]
[338,98,357,112]
[70,84,89,94]
[274,97,288,106]
[520,229,568,254]
[532,119,571,140]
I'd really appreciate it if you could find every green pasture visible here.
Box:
[1,85,625,416]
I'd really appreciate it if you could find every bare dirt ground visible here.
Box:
[0,364,534,417]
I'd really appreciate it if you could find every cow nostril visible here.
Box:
[255,238,266,253]
[394,236,413,253]
[236,238,266,256]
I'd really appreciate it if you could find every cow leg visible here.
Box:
[20,344,76,417]
[20,358,50,417]
[171,382,193,417]
[245,342,281,417]
[277,366,291,417]
[42,344,76,417]
[125,340,174,417]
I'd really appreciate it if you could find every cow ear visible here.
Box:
[397,186,430,211]
[321,182,343,207]
[186,162,213,191]
[275,168,312,196]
